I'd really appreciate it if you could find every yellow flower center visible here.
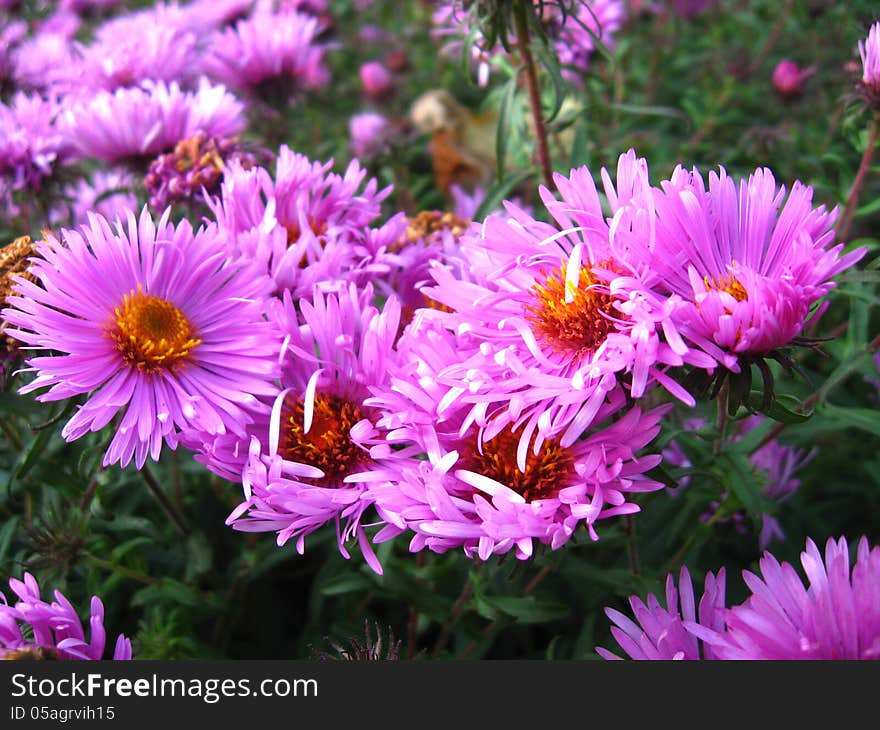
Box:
[461,429,574,502]
[279,393,368,484]
[525,263,618,359]
[109,288,200,372]
[705,271,748,302]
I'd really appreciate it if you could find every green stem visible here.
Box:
[837,116,880,242]
[512,1,554,189]
[140,464,191,537]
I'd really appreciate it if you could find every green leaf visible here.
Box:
[495,74,519,180]
[747,392,813,424]
[818,404,880,439]
[473,168,534,220]
[711,453,769,517]
[482,595,569,624]
[532,38,566,123]
[319,572,373,597]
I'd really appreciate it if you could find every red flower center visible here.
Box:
[525,263,618,359]
[279,393,368,484]
[460,429,574,502]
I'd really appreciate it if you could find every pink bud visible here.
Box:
[772,59,815,99]
[359,61,393,100]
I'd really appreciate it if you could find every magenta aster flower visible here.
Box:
[651,165,866,371]
[597,567,727,660]
[0,573,131,660]
[548,0,625,82]
[74,9,203,91]
[0,92,69,192]
[52,168,138,227]
[204,10,329,98]
[858,21,880,107]
[692,536,880,660]
[420,151,712,450]
[9,14,81,93]
[368,318,670,560]
[225,284,410,574]
[359,60,393,101]
[208,145,392,295]
[61,78,246,165]
[771,59,815,100]
[2,207,281,469]
[349,112,391,159]
[144,131,259,211]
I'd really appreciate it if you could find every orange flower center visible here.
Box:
[525,263,618,359]
[285,217,329,245]
[461,429,574,502]
[279,393,368,484]
[109,288,200,372]
[704,271,748,302]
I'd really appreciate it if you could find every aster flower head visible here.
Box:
[349,112,391,159]
[204,10,330,100]
[368,317,670,560]
[73,9,203,92]
[420,150,713,450]
[9,15,81,93]
[61,78,246,166]
[650,164,866,382]
[771,59,815,100]
[144,132,260,211]
[2,207,281,469]
[0,92,69,198]
[0,573,131,660]
[53,169,138,227]
[858,21,880,108]
[544,0,625,82]
[208,146,392,295]
[692,536,880,660]
[226,283,410,574]
[597,567,727,660]
[359,61,393,101]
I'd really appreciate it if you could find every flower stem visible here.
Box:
[837,116,880,242]
[458,563,554,659]
[512,1,554,190]
[713,380,730,457]
[431,576,474,658]
[140,464,191,537]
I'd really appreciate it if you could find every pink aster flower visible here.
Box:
[2,207,281,469]
[547,0,625,82]
[52,168,138,227]
[597,567,727,660]
[0,573,131,660]
[144,131,259,211]
[858,21,880,107]
[349,112,391,159]
[771,59,815,100]
[359,60,393,101]
[0,92,69,196]
[693,536,880,660]
[204,10,330,99]
[420,151,713,450]
[61,78,246,165]
[73,9,203,91]
[651,165,866,371]
[368,318,670,560]
[207,145,392,295]
[225,284,410,575]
